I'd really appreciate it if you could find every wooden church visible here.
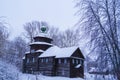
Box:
[22,27,85,78]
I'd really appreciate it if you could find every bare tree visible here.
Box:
[13,37,28,69]
[23,21,80,48]
[49,28,80,48]
[0,22,9,57]
[5,37,27,70]
[23,21,38,42]
[58,29,80,48]
[48,26,60,46]
[76,0,120,79]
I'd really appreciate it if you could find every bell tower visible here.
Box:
[23,26,53,73]
[30,26,53,53]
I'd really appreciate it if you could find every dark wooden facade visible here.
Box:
[34,36,52,43]
[23,35,85,78]
[23,35,52,73]
[23,52,41,73]
[39,57,56,76]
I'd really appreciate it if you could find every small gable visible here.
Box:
[71,48,85,59]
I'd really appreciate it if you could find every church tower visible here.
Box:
[30,26,53,53]
[23,26,53,73]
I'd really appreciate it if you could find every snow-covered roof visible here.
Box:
[25,49,44,54]
[29,42,53,46]
[89,67,96,72]
[22,56,25,59]
[36,49,44,53]
[75,64,81,68]
[39,46,79,58]
[25,51,30,54]
[34,33,51,38]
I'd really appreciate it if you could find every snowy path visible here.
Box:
[19,73,84,80]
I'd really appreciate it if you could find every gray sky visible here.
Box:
[0,0,79,39]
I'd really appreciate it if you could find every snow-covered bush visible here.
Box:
[0,59,19,80]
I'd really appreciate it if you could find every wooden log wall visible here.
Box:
[38,57,55,76]
[70,58,84,78]
[55,58,70,77]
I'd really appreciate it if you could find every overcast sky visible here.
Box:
[0,0,79,39]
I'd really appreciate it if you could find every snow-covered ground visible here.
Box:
[84,73,116,80]
[0,59,116,80]
[19,73,83,80]
[19,73,116,80]
[0,59,83,80]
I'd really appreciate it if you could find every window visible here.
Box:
[76,59,78,64]
[41,59,43,63]
[31,49,35,53]
[46,58,48,63]
[72,59,75,64]
[33,58,35,62]
[58,59,61,63]
[27,58,29,63]
[79,60,83,66]
[64,59,67,64]
[80,60,82,64]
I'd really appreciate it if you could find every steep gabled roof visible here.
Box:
[39,46,84,58]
